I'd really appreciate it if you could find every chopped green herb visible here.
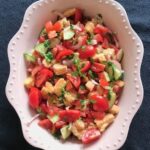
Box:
[81,45,86,51]
[89,58,94,64]
[70,24,74,30]
[44,52,53,63]
[89,99,96,104]
[72,71,79,77]
[39,28,47,37]
[80,85,86,90]
[87,39,92,45]
[44,40,50,48]
[88,70,97,79]
[53,130,61,139]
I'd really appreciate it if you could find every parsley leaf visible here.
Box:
[70,24,74,30]
[44,52,53,63]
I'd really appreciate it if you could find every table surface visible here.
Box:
[0,0,150,150]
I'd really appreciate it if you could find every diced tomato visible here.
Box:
[59,110,81,122]
[33,51,42,59]
[67,74,81,89]
[94,24,110,35]
[90,94,109,112]
[79,45,96,59]
[82,128,101,144]
[35,68,53,87]
[29,87,41,109]
[94,34,104,43]
[81,61,91,73]
[66,81,73,91]
[74,8,82,23]
[56,49,73,61]
[39,36,45,43]
[91,62,105,73]
[78,86,88,95]
[55,121,66,129]
[31,66,42,77]
[40,103,49,113]
[45,21,53,32]
[91,111,105,120]
[53,22,62,32]
[48,30,57,39]
[99,79,109,87]
[102,38,109,49]
[63,41,72,49]
[47,105,60,116]
[38,119,53,129]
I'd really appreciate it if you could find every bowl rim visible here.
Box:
[6,0,144,149]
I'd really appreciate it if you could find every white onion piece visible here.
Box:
[26,114,40,126]
[91,79,99,85]
[52,10,64,18]
[91,39,97,45]
[62,60,73,67]
[73,25,82,31]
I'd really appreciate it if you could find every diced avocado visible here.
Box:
[63,26,75,40]
[108,90,117,108]
[24,77,34,89]
[24,53,36,63]
[113,67,122,81]
[35,40,50,56]
[47,115,59,124]
[60,124,72,140]
[116,49,124,62]
[103,72,110,82]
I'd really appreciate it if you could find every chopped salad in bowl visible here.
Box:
[24,8,124,144]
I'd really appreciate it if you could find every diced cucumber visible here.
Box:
[24,53,36,63]
[114,67,122,81]
[108,90,117,108]
[63,26,75,40]
[116,49,124,62]
[107,65,114,81]
[47,115,59,124]
[60,124,72,140]
[35,40,50,56]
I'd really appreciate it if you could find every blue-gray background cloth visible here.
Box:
[0,0,150,150]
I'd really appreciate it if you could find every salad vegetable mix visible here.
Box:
[24,8,124,144]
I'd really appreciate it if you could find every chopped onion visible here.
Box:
[91,39,97,45]
[91,79,99,85]
[73,25,82,31]
[62,60,73,67]
[26,114,40,126]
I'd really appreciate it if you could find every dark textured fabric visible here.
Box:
[0,0,149,150]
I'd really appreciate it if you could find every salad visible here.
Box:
[24,8,124,144]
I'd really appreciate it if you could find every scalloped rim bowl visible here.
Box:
[6,0,144,150]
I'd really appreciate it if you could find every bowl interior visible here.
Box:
[10,0,143,149]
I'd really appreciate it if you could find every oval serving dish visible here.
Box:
[6,0,144,150]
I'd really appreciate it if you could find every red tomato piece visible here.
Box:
[63,41,72,49]
[38,119,53,129]
[59,110,81,122]
[91,62,105,73]
[31,66,42,77]
[102,38,109,49]
[79,45,96,59]
[29,87,41,109]
[90,94,109,112]
[81,61,91,73]
[35,68,53,88]
[45,21,53,32]
[94,24,110,35]
[48,30,57,39]
[82,128,101,144]
[66,81,74,91]
[94,34,104,43]
[91,111,105,120]
[55,121,66,129]
[39,36,45,43]
[99,79,109,87]
[53,22,62,32]
[40,103,49,113]
[78,87,88,95]
[67,74,81,89]
[74,8,82,23]
[56,49,73,61]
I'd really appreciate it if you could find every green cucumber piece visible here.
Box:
[63,26,75,40]
[114,67,122,81]
[47,115,59,124]
[60,124,72,140]
[108,90,117,108]
[24,53,36,63]
[39,28,47,37]
[107,66,114,81]
[35,40,50,56]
